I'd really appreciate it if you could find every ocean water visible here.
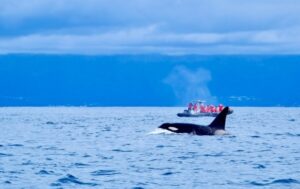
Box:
[0,107,299,189]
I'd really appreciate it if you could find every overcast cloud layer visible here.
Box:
[1,0,300,54]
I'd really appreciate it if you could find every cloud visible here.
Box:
[1,26,300,54]
[164,66,217,105]
[0,0,300,54]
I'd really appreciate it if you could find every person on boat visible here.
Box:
[208,105,213,113]
[208,105,211,112]
[200,104,206,113]
[188,102,193,111]
[211,105,217,113]
[205,105,210,113]
[193,103,198,113]
[218,104,224,112]
[205,105,209,113]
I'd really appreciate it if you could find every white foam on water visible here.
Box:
[148,128,173,135]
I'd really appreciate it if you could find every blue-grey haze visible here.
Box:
[0,55,299,106]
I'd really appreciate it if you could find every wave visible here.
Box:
[147,128,174,135]
[52,174,98,187]
[250,178,300,186]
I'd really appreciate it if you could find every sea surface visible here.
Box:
[0,107,299,189]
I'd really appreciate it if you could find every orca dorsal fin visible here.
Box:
[208,107,229,130]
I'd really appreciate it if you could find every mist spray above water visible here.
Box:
[164,66,217,105]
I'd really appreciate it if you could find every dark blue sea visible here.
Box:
[0,107,299,189]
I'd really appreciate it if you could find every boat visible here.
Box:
[177,100,233,117]
[177,109,233,117]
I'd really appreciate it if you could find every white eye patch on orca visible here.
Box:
[214,129,227,135]
[168,127,178,131]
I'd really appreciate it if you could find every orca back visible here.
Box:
[159,123,213,135]
[208,107,229,130]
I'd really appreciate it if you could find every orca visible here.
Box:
[159,107,229,136]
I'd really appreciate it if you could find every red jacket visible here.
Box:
[193,104,198,111]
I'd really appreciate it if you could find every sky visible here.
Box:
[1,1,300,106]
[1,0,300,54]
